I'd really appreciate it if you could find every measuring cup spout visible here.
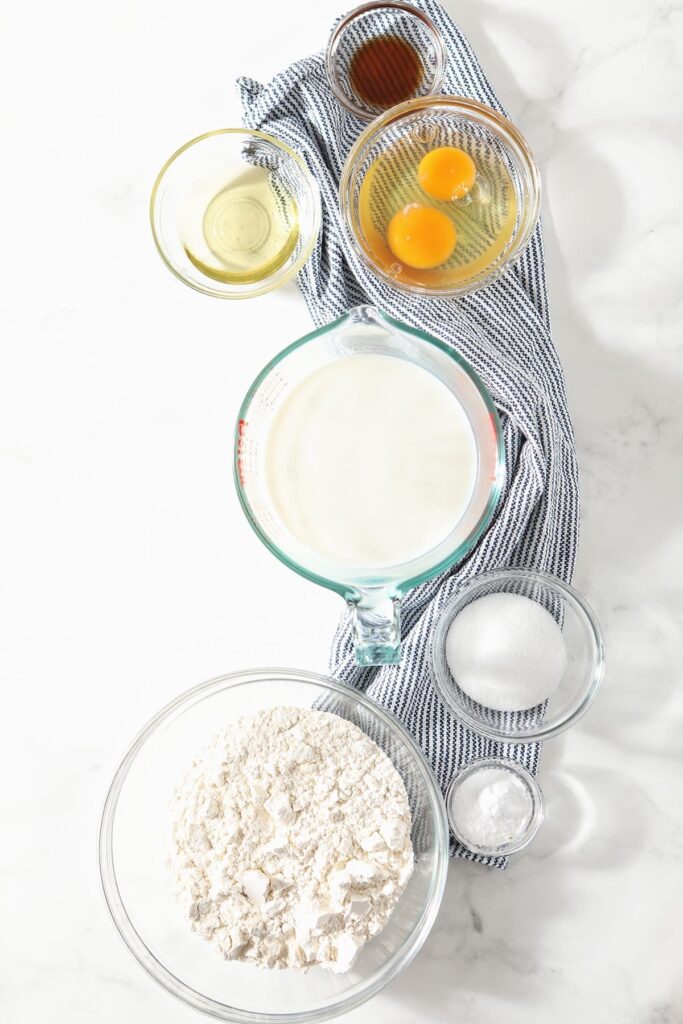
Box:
[349,588,402,665]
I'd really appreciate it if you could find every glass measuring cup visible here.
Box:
[234,306,504,665]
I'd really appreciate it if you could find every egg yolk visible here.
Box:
[418,147,477,201]
[387,204,457,270]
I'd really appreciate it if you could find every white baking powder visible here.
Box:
[168,707,414,972]
[449,767,532,849]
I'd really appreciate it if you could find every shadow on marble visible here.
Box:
[441,0,628,268]
[572,618,683,762]
[443,0,683,598]
[535,761,651,870]
[382,763,650,1021]
[439,0,573,116]
[542,210,683,579]
[383,853,569,1017]
[523,737,648,871]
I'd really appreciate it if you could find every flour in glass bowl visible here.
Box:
[168,707,414,973]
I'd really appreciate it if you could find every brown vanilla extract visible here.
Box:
[348,34,423,109]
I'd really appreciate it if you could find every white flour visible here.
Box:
[169,707,414,972]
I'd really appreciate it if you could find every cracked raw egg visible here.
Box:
[387,204,457,270]
[418,146,477,201]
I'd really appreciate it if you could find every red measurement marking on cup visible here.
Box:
[236,419,248,486]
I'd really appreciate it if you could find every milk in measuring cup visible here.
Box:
[265,353,477,569]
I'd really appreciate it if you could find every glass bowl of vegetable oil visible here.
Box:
[150,129,321,299]
[340,96,541,298]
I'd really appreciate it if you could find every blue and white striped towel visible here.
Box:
[238,0,579,866]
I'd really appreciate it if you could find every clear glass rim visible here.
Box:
[325,1,447,122]
[233,305,505,600]
[339,95,542,297]
[446,756,545,857]
[149,128,322,300]
[429,568,606,743]
[98,667,450,1023]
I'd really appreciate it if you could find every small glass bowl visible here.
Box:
[430,569,605,743]
[340,95,541,298]
[326,2,446,122]
[150,129,321,299]
[446,757,544,857]
[99,668,449,1022]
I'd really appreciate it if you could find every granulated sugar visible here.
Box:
[445,592,567,711]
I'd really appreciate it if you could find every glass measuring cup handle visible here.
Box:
[349,588,402,666]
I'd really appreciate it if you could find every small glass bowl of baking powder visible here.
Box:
[446,757,544,858]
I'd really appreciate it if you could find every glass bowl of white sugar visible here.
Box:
[99,668,449,1022]
[429,568,605,742]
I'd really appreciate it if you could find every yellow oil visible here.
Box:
[359,130,518,288]
[185,167,299,285]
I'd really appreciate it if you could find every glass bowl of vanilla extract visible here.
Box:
[326,1,447,121]
[340,95,542,298]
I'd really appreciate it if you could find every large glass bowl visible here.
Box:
[99,669,449,1022]
[340,96,541,298]
[150,129,321,299]
[429,569,605,742]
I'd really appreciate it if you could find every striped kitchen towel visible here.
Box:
[238,0,579,866]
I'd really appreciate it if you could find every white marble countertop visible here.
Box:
[2,0,682,1020]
